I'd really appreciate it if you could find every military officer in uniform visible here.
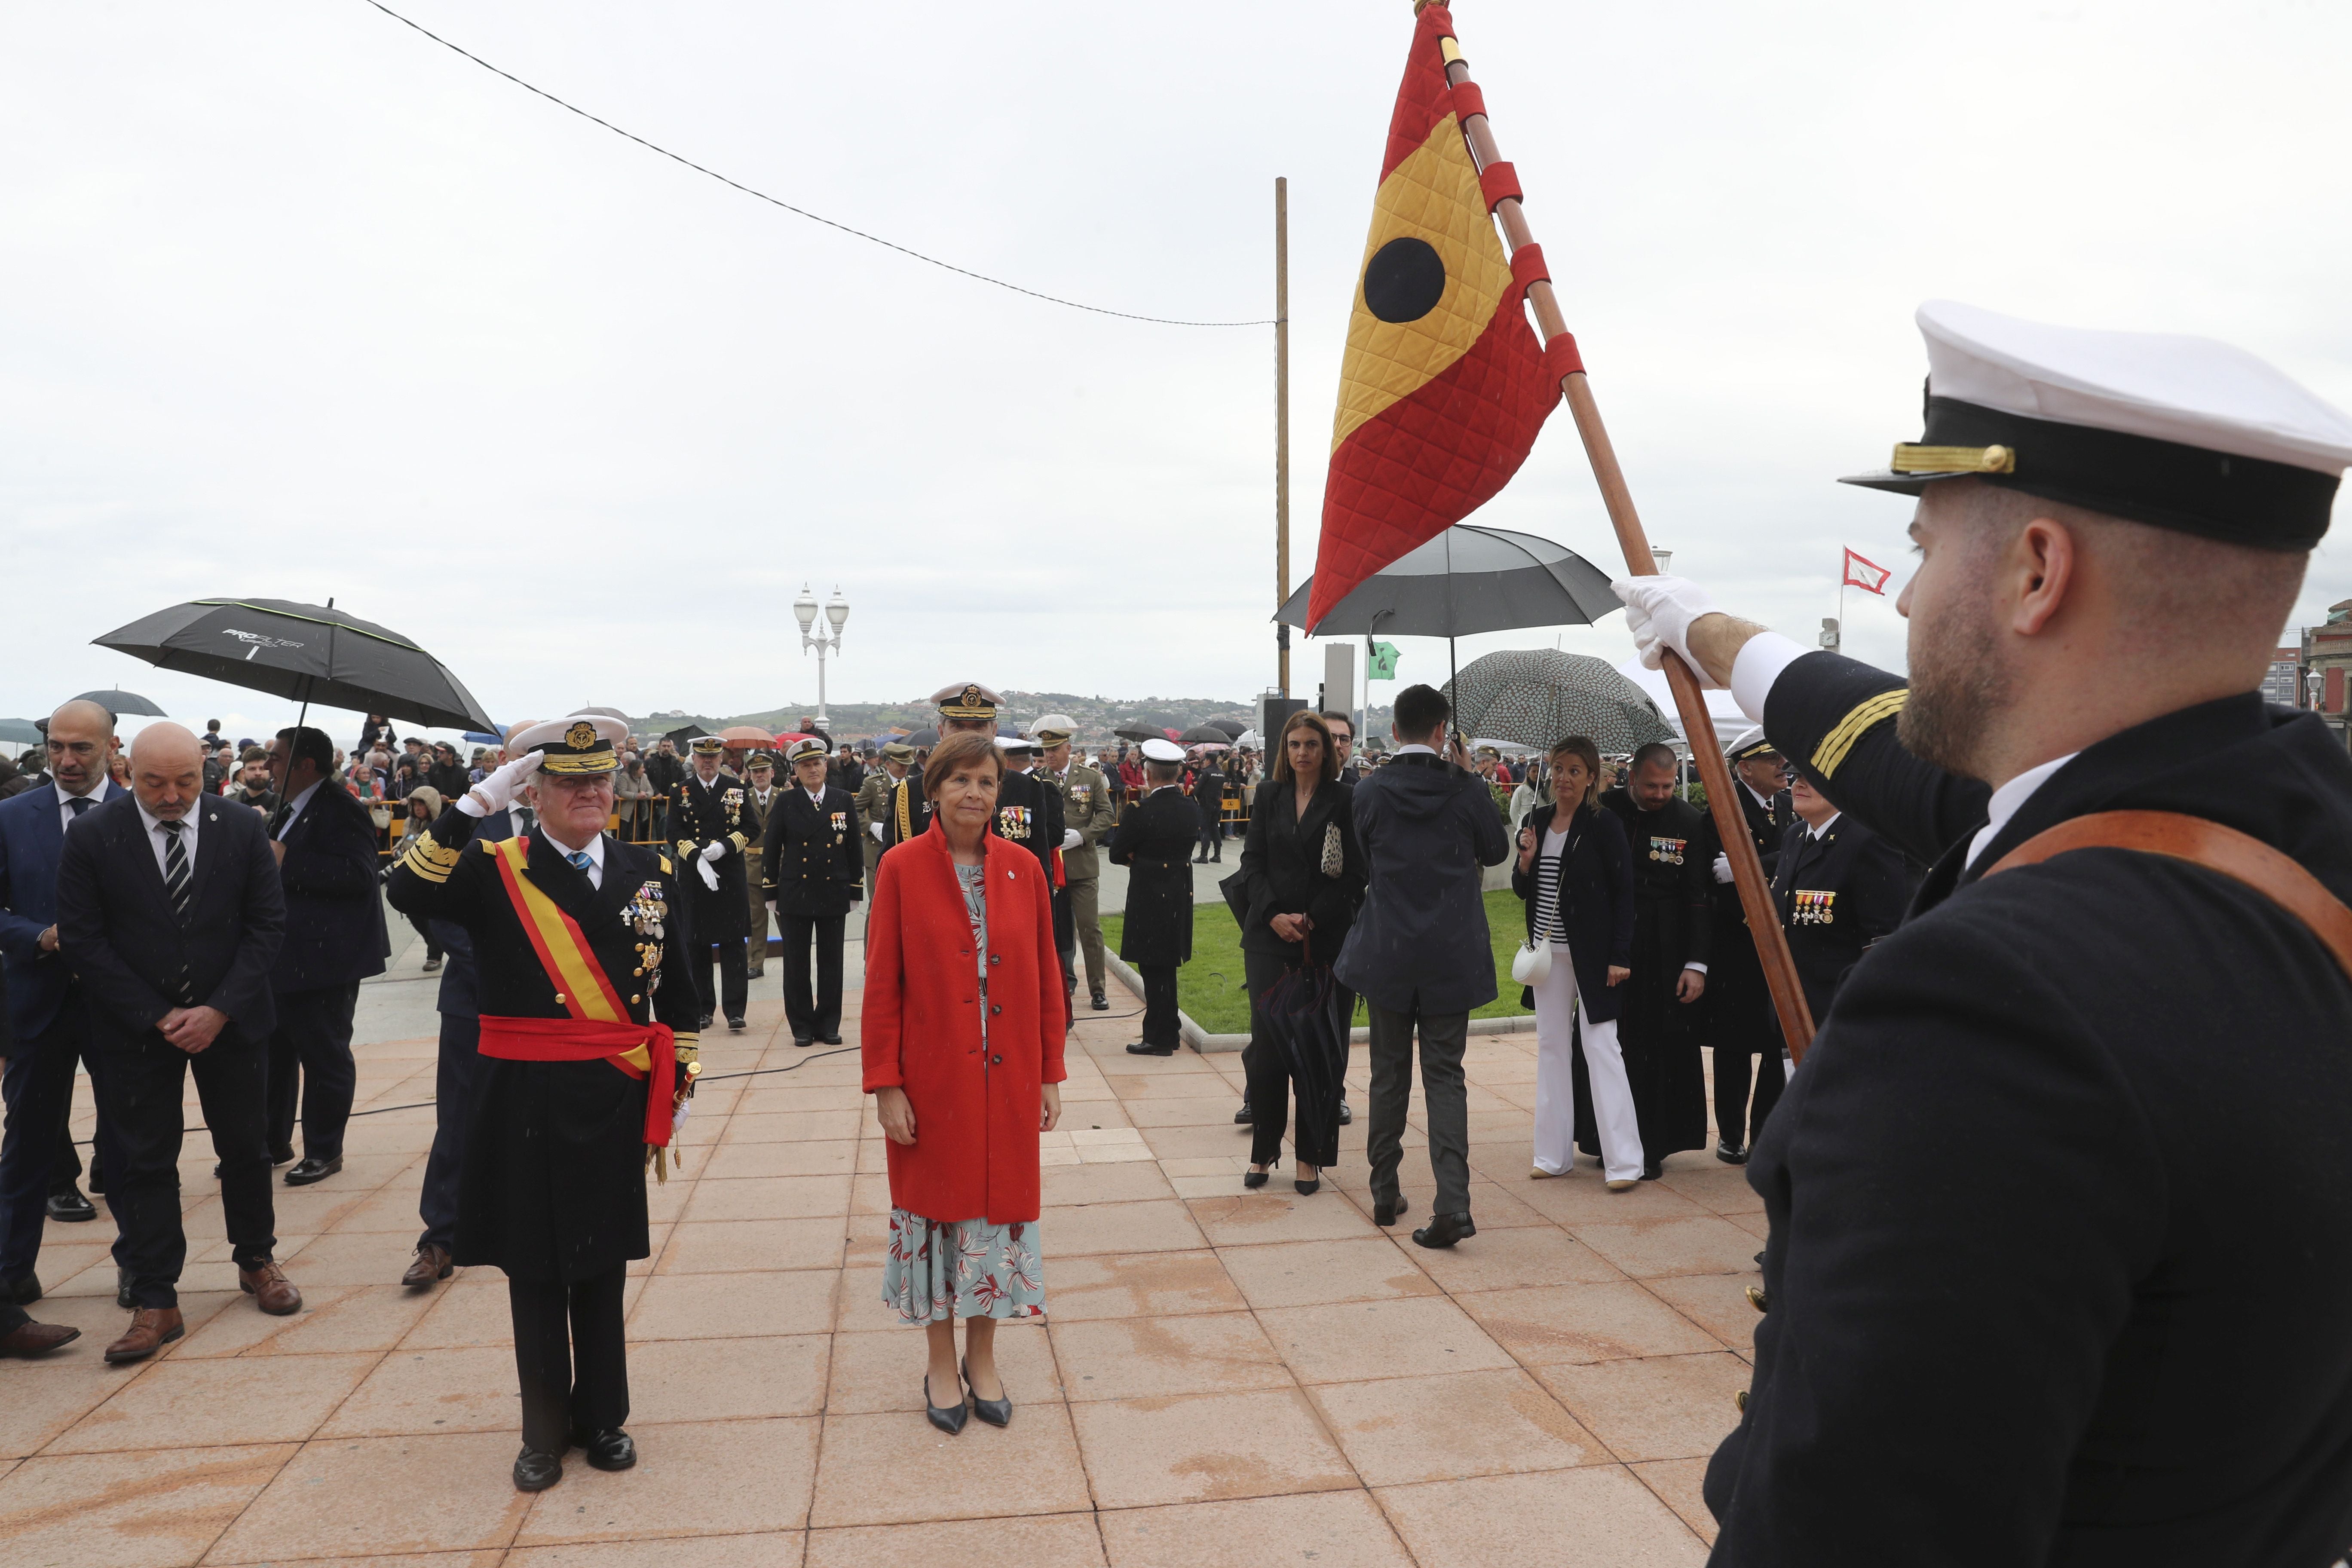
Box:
[1694,727,1795,1162]
[1616,300,2352,1564]
[739,752,779,980]
[1770,770,1906,1026]
[386,714,700,1493]
[998,734,1075,1000]
[671,736,753,1032]
[879,683,1002,848]
[1106,738,1196,1055]
[857,743,910,885]
[761,737,862,1047]
[1036,717,1115,1011]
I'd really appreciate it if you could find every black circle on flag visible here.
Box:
[1363,237,1446,324]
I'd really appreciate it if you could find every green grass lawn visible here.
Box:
[1102,887,1536,1035]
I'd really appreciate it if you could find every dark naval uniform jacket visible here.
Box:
[671,769,752,941]
[1695,778,1795,1059]
[1706,650,2352,1567]
[1596,786,1713,1158]
[880,767,932,849]
[387,806,701,1283]
[1106,785,1195,966]
[1767,810,1906,1026]
[760,784,864,918]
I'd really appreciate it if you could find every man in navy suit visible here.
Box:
[263,726,389,1186]
[0,699,128,1308]
[58,722,302,1362]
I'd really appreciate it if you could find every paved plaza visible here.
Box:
[0,952,1766,1567]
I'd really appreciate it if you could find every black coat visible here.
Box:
[57,791,286,1046]
[427,806,519,1020]
[1769,812,1907,1026]
[1106,785,1194,966]
[996,767,1066,888]
[879,769,931,848]
[1591,786,1713,1158]
[1192,767,1225,833]
[1696,779,1796,1057]
[1705,651,2352,1566]
[269,782,389,992]
[1334,752,1511,1015]
[1510,801,1635,1024]
[1233,777,1365,964]
[670,769,753,940]
[387,807,700,1282]
[761,784,864,918]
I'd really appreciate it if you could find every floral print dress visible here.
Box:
[882,861,1048,1325]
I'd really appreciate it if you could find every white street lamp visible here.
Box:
[796,584,849,727]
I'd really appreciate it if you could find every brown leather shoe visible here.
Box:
[400,1244,452,1289]
[0,1318,81,1357]
[239,1262,303,1316]
[104,1307,184,1363]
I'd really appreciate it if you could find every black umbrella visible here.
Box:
[1114,725,1171,745]
[1177,725,1234,746]
[1442,649,1675,754]
[93,599,494,732]
[1204,719,1247,739]
[74,689,168,717]
[901,726,940,750]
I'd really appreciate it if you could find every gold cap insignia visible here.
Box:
[566,721,597,750]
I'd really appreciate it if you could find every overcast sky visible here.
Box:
[5,0,2349,743]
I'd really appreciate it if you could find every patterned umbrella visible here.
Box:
[1442,649,1675,753]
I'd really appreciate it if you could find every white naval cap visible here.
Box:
[1843,300,2352,548]
[1724,725,1782,763]
[997,733,1035,754]
[509,712,628,775]
[1140,738,1185,763]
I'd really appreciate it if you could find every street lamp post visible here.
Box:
[793,585,850,729]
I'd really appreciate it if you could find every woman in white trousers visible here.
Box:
[1511,738,1644,1190]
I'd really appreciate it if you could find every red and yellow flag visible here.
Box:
[1308,3,1561,630]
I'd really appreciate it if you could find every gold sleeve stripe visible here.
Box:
[1812,689,1908,778]
[397,831,462,883]
[729,832,750,853]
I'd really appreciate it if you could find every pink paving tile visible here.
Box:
[660,1217,848,1274]
[1044,1250,1247,1321]
[1213,1237,1439,1310]
[319,1344,521,1436]
[1255,1295,1515,1384]
[1096,1489,1413,1568]
[719,1109,864,1144]
[1037,1199,1208,1257]
[0,1442,295,1568]
[0,1358,145,1460]
[1532,1351,1753,1463]
[699,1138,858,1180]
[628,1266,839,1339]
[207,1432,533,1561]
[1184,1193,1380,1247]
[809,1403,1093,1527]
[680,1174,857,1222]
[1643,1272,1766,1355]
[1568,1213,1773,1279]
[824,1323,1062,1414]
[49,1350,379,1452]
[806,1512,1102,1568]
[401,1281,522,1349]
[1069,1387,1355,1510]
[1454,1280,1722,1366]
[509,1538,792,1568]
[1375,1466,1710,1566]
[1051,1312,1292,1401]
[1632,1457,1721,1546]
[1307,1366,1601,1485]
[628,1333,831,1423]
[172,1282,441,1358]
[1041,1159,1176,1207]
[1403,1224,1623,1293]
[514,1417,819,1544]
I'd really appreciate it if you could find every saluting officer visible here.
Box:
[1106,738,1197,1056]
[385,714,700,1494]
[760,737,863,1047]
[1036,717,1116,1011]
[1770,770,1906,1028]
[671,736,753,1032]
[857,743,910,885]
[739,752,779,981]
[1694,727,1795,1163]
[1616,300,2352,1563]
[879,683,1002,847]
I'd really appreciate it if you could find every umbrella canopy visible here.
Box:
[1442,649,1675,754]
[74,689,168,717]
[1204,718,1247,738]
[1275,525,1618,638]
[718,725,776,746]
[91,600,493,732]
[1177,725,1232,746]
[1187,741,1233,755]
[1113,725,1167,745]
[900,726,940,750]
[0,718,43,746]
[1613,655,1747,737]
[461,729,505,745]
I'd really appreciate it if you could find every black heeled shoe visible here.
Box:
[1294,1167,1321,1196]
[925,1369,969,1435]
[963,1357,1011,1428]
[1243,1158,1275,1190]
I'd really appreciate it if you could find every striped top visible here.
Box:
[1531,821,1571,946]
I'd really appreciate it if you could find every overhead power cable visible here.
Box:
[358,0,1275,328]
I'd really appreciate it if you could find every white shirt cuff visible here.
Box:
[456,794,489,818]
[1730,631,1813,726]
[1683,962,1707,974]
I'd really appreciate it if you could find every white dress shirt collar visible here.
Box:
[803,785,826,809]
[56,777,106,833]
[277,778,325,839]
[542,824,605,889]
[1807,810,1842,840]
[1393,743,1438,757]
[133,796,200,880]
[1963,753,2079,870]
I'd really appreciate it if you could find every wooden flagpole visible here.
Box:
[1431,8,1819,1059]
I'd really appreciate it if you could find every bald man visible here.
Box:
[57,722,302,1362]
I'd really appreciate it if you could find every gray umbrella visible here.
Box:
[1275,524,1618,638]
[74,689,168,717]
[0,718,43,746]
[1442,649,1675,754]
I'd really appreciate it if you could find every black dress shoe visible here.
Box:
[0,1273,40,1307]
[86,1166,104,1195]
[726,1015,746,1033]
[116,1267,133,1309]
[698,1013,714,1032]
[1716,1140,1748,1165]
[513,1447,564,1491]
[572,1427,637,1470]
[793,1033,815,1048]
[1090,989,1109,1011]
[47,1187,97,1223]
[1412,1211,1476,1249]
[925,1370,970,1435]
[962,1357,1011,1428]
[1372,1195,1409,1228]
[1639,1161,1664,1181]
[1124,1042,1176,1057]
[818,1033,844,1045]
[1233,1096,1253,1125]
[1338,1099,1353,1126]
[284,1156,343,1187]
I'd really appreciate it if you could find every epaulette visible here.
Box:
[659,854,672,873]
[478,838,498,854]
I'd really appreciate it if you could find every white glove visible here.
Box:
[461,750,544,816]
[765,900,778,916]
[1062,829,1083,850]
[695,858,719,892]
[870,821,886,842]
[671,1099,691,1136]
[700,839,725,863]
[1611,574,1726,686]
[1712,851,1734,885]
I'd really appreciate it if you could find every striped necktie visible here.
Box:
[160,819,192,924]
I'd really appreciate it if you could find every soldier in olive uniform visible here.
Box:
[878,683,1001,848]
[671,736,754,1032]
[1036,717,1115,1010]
[739,753,779,980]
[855,743,910,887]
[760,738,862,1047]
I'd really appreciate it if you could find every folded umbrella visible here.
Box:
[1442,649,1675,755]
[93,599,495,732]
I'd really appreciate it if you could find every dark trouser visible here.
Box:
[1196,820,1222,858]
[416,1011,479,1254]
[1243,949,1346,1168]
[508,1267,628,1452]
[1139,964,1180,1047]
[1366,1000,1470,1218]
[96,1026,277,1309]
[0,1000,119,1279]
[694,938,748,1023]
[1713,1044,1784,1149]
[779,914,846,1040]
[407,912,442,962]
[268,980,361,1162]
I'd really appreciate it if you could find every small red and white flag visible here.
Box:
[1842,547,1893,595]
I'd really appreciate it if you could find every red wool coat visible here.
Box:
[861,822,1069,1225]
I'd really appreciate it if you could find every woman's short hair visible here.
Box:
[1548,736,1603,813]
[1271,710,1338,786]
[925,729,1002,790]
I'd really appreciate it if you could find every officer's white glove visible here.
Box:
[1712,851,1735,885]
[765,900,778,916]
[1062,828,1083,851]
[461,750,544,816]
[671,1099,691,1136]
[1611,574,1726,686]
[699,839,726,863]
[870,822,886,842]
[695,858,719,891]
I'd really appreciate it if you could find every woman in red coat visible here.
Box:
[862,729,1066,1435]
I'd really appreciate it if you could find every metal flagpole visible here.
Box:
[1431,6,1819,1058]
[1275,176,1292,699]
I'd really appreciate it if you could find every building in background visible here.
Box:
[2301,600,2352,751]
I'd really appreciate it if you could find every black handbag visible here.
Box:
[1259,936,1347,1166]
